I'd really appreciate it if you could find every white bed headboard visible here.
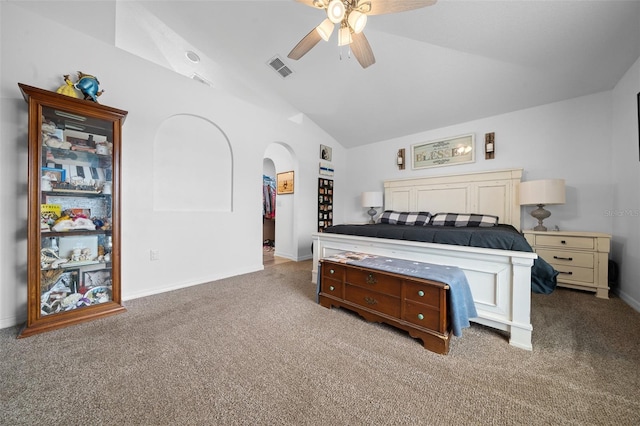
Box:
[384,168,523,230]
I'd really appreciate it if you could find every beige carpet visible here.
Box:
[1,260,639,425]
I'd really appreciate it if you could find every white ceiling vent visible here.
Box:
[268,56,293,78]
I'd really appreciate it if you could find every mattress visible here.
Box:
[322,224,559,294]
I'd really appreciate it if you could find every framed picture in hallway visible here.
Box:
[277,171,294,194]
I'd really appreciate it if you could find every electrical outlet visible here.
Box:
[150,249,160,261]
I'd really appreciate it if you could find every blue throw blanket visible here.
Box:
[322,252,478,337]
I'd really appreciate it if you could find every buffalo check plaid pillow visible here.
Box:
[430,213,499,227]
[378,211,432,226]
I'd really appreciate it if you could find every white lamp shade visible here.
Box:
[347,10,367,34]
[316,18,335,41]
[327,0,346,23]
[338,26,352,46]
[361,191,383,208]
[520,179,566,206]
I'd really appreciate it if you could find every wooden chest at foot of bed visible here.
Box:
[319,259,451,354]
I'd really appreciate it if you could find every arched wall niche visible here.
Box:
[153,114,233,211]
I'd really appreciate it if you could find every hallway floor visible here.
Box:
[263,245,290,267]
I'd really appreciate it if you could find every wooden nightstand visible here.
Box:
[523,230,611,299]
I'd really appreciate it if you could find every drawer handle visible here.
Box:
[558,271,573,275]
[553,256,573,261]
[329,269,335,274]
[329,285,335,291]
[364,297,378,305]
[417,290,425,297]
[560,240,567,244]
[417,313,424,320]
[365,273,377,285]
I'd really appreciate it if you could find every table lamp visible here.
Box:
[519,179,565,231]
[361,191,383,224]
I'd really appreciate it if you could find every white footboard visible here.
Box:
[312,232,537,351]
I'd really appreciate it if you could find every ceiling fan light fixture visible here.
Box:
[316,18,335,41]
[327,0,346,24]
[338,26,353,46]
[347,10,367,34]
[338,26,352,46]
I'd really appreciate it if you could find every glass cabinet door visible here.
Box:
[19,83,127,337]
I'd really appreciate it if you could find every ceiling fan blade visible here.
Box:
[351,32,376,68]
[288,28,323,60]
[366,0,437,16]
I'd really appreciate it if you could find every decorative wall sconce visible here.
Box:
[397,148,405,170]
[485,132,495,160]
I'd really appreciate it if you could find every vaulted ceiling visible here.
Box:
[17,1,640,148]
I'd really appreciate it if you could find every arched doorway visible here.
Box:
[263,143,296,266]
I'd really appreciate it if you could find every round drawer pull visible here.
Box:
[561,240,567,244]
[417,313,424,320]
[329,285,335,291]
[329,269,335,274]
[417,290,425,297]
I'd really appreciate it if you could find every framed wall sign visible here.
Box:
[319,162,334,176]
[411,134,475,169]
[320,144,332,161]
[277,171,294,194]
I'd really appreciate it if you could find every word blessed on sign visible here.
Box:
[411,134,475,169]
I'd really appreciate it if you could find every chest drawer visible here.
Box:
[321,277,343,297]
[534,235,594,250]
[403,281,443,308]
[322,263,345,281]
[536,249,594,268]
[403,301,441,332]
[346,268,402,297]
[345,284,400,317]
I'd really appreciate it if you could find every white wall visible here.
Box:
[344,92,614,235]
[611,56,640,310]
[344,90,640,310]
[0,3,342,328]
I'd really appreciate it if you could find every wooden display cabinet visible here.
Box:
[18,83,128,337]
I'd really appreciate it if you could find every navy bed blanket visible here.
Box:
[322,224,558,294]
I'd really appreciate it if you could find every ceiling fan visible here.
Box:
[287,0,437,68]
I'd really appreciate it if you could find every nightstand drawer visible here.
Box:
[536,249,594,268]
[535,235,594,250]
[554,265,594,284]
[523,230,611,299]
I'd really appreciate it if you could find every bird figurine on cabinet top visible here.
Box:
[55,75,79,98]
[74,71,104,102]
